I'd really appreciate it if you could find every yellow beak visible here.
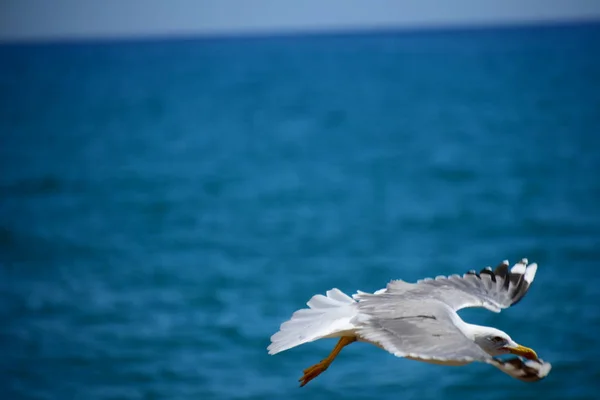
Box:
[505,344,539,360]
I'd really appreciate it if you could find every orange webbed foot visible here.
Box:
[299,360,329,387]
[297,336,356,387]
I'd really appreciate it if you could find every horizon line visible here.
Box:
[1,16,599,46]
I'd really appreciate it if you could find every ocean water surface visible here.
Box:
[1,23,600,399]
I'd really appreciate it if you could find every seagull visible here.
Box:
[268,258,551,386]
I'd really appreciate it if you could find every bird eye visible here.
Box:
[491,336,504,343]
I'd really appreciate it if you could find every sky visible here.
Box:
[1,0,600,42]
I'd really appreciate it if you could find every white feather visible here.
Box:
[267,289,358,355]
[524,263,537,283]
[510,261,527,274]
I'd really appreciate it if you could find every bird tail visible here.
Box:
[267,288,358,355]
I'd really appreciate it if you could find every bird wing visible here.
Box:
[354,295,490,363]
[384,259,537,312]
[488,357,552,382]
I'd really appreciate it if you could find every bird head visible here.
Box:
[473,327,538,360]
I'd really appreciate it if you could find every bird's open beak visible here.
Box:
[504,343,539,360]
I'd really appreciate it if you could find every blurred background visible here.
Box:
[1,1,600,399]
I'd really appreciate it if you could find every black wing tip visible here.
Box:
[479,268,497,282]
[465,259,535,307]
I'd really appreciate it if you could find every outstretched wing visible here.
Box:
[355,295,491,363]
[488,357,552,382]
[385,259,537,312]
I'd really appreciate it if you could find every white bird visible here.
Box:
[268,258,551,386]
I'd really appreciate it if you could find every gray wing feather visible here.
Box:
[355,295,490,362]
[386,259,537,312]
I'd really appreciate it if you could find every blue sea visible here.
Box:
[1,22,600,400]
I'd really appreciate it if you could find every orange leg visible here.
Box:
[299,336,357,387]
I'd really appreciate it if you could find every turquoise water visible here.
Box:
[1,23,600,399]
